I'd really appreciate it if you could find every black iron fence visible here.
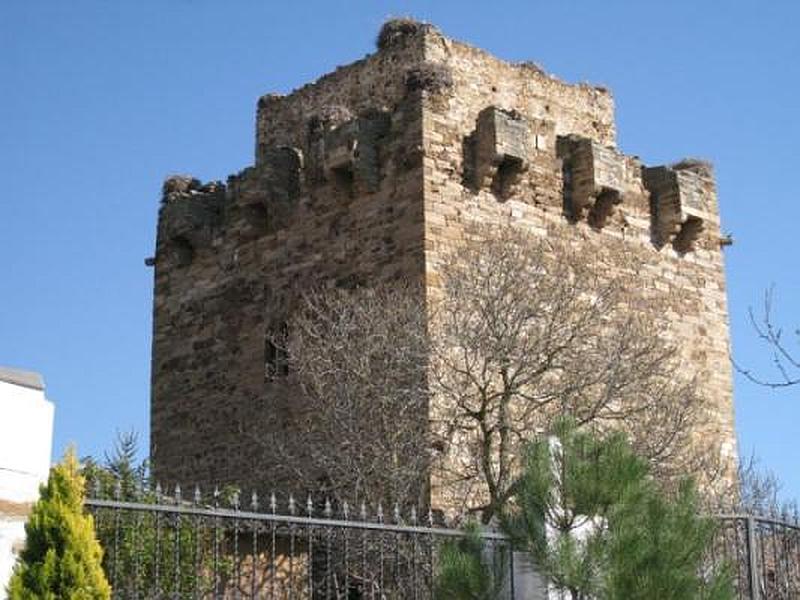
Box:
[712,514,800,600]
[85,483,800,599]
[85,484,513,599]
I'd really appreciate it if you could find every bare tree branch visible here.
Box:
[258,224,725,522]
[715,452,799,522]
[256,282,432,510]
[734,286,800,388]
[428,225,719,522]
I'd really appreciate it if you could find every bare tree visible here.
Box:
[730,452,799,521]
[428,225,720,522]
[266,283,432,509]
[269,225,723,521]
[736,286,800,388]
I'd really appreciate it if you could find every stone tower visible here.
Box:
[150,20,737,495]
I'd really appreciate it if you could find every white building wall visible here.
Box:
[0,521,26,597]
[0,370,54,599]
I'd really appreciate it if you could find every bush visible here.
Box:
[7,447,110,600]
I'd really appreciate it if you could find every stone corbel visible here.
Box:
[322,111,391,193]
[160,176,224,266]
[557,135,625,227]
[472,106,530,198]
[643,161,717,253]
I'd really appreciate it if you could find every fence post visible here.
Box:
[745,516,761,600]
[509,549,515,600]
[511,551,548,600]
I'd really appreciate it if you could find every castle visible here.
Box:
[149,20,737,497]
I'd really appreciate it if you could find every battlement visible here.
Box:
[150,20,736,498]
[255,18,614,161]
[213,20,720,261]
[644,160,719,252]
[159,176,225,267]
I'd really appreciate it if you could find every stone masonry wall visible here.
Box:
[151,21,737,501]
[417,30,737,500]
[151,29,433,492]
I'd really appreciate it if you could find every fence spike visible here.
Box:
[155,482,163,503]
[93,477,102,500]
[251,490,259,511]
[307,494,314,517]
[114,478,122,500]
[270,491,277,514]
[135,478,144,501]
[232,490,240,510]
[83,486,776,600]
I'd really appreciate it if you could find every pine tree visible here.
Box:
[434,521,506,600]
[7,447,111,600]
[506,419,733,600]
[605,479,733,600]
[81,430,148,500]
[81,432,226,597]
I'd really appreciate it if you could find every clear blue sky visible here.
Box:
[2,1,798,500]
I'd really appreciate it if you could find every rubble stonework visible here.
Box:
[150,22,737,498]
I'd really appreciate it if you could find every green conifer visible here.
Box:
[434,521,506,600]
[7,447,111,600]
[605,479,733,600]
[507,419,733,600]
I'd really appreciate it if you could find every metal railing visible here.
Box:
[712,514,800,600]
[85,482,800,600]
[85,484,513,599]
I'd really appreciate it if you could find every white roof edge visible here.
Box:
[0,366,45,391]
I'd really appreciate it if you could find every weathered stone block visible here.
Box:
[159,178,224,266]
[260,147,303,205]
[322,111,391,194]
[473,107,531,197]
[643,161,718,252]
[557,135,626,226]
[405,63,454,94]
